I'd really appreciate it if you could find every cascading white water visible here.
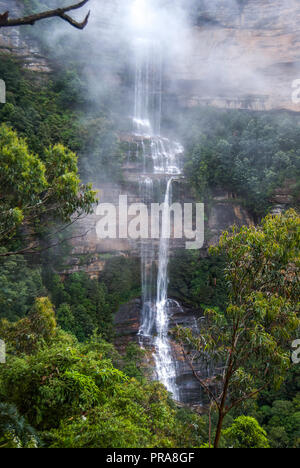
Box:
[131,1,182,400]
[153,178,180,400]
[139,176,155,339]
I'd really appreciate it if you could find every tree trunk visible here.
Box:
[214,411,225,448]
[208,403,212,448]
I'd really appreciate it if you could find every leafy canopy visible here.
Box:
[222,416,270,449]
[182,109,300,215]
[175,209,300,447]
[0,310,205,448]
[0,124,96,253]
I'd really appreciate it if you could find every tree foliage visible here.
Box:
[181,109,300,216]
[0,253,44,321]
[257,396,300,448]
[46,257,141,342]
[0,124,96,255]
[0,297,57,354]
[169,250,227,309]
[222,416,269,449]
[0,403,39,448]
[0,312,205,448]
[0,55,126,185]
[175,209,300,447]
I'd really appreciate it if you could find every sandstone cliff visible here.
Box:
[2,0,300,109]
[61,177,254,279]
[0,0,295,273]
[0,0,51,73]
[167,0,300,111]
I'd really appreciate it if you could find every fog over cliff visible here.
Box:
[15,0,299,114]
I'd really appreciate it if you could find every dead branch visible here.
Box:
[0,227,93,258]
[0,0,90,30]
[180,344,221,410]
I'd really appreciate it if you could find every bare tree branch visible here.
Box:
[0,227,93,258]
[180,344,221,410]
[225,384,268,415]
[0,0,91,30]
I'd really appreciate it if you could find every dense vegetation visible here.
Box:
[176,210,300,448]
[46,256,141,342]
[169,251,227,310]
[1,210,298,448]
[176,108,300,217]
[0,124,95,256]
[0,20,299,448]
[0,56,126,185]
[0,307,206,448]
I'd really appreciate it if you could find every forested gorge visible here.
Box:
[0,0,299,450]
[181,109,300,217]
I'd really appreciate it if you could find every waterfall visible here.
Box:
[132,22,182,400]
[154,178,180,400]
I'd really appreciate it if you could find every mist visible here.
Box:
[38,0,192,109]
[25,0,300,186]
[37,1,299,117]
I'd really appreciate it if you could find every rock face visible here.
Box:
[0,0,51,73]
[166,0,300,111]
[114,298,206,404]
[167,303,207,404]
[207,189,254,246]
[64,178,254,277]
[114,299,141,353]
[2,1,300,107]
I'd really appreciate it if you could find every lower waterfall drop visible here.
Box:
[153,178,180,400]
[138,169,182,401]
